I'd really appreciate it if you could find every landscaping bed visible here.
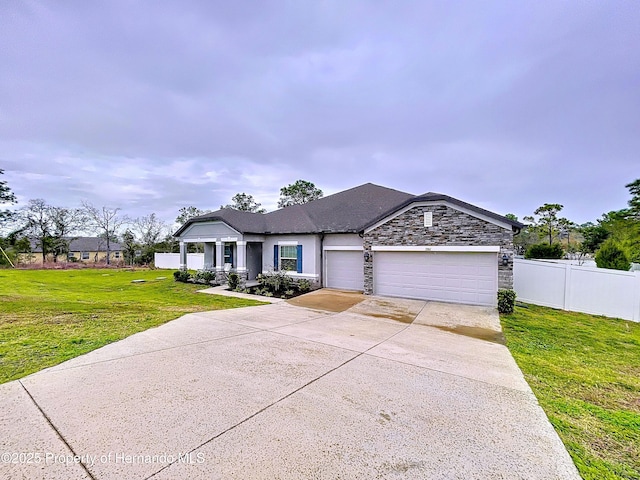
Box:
[175,270,317,300]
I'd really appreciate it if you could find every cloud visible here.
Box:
[0,1,638,227]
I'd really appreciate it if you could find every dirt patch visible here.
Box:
[432,325,505,344]
[287,289,365,312]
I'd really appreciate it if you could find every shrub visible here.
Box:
[296,278,312,293]
[525,243,564,259]
[497,289,516,314]
[595,239,630,271]
[258,270,292,293]
[227,272,240,290]
[193,270,217,284]
[173,270,191,283]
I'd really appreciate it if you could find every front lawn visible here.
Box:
[501,304,640,480]
[0,268,264,384]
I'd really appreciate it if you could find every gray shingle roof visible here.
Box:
[175,183,414,236]
[29,237,124,253]
[174,183,522,236]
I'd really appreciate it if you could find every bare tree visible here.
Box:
[49,206,86,262]
[133,213,166,247]
[20,199,52,264]
[81,202,129,265]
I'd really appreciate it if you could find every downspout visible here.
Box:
[319,233,325,287]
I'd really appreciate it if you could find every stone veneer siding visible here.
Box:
[363,204,515,295]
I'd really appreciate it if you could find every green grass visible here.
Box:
[501,304,640,480]
[0,268,264,384]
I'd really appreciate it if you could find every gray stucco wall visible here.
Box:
[363,204,515,294]
[262,235,320,280]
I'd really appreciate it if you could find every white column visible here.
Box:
[236,241,247,273]
[179,241,187,270]
[203,242,215,270]
[215,241,224,272]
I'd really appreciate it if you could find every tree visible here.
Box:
[557,217,578,251]
[579,222,609,254]
[82,202,129,265]
[277,180,323,208]
[20,199,53,264]
[132,213,167,264]
[48,206,85,262]
[506,214,537,255]
[121,229,138,266]
[175,206,209,225]
[0,169,17,225]
[599,209,640,263]
[625,178,640,219]
[595,238,630,271]
[222,193,266,213]
[523,203,564,246]
[524,243,564,259]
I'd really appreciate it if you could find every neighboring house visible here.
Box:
[21,237,124,264]
[174,183,523,306]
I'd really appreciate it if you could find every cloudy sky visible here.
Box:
[1,0,638,231]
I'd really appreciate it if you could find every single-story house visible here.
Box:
[174,183,523,306]
[22,237,124,264]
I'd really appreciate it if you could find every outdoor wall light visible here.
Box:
[501,254,509,266]
[364,251,371,262]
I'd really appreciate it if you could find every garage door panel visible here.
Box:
[374,251,497,306]
[326,251,364,291]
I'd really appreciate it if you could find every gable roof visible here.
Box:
[174,183,522,236]
[364,192,524,231]
[29,237,124,253]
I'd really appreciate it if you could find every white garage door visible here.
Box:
[325,250,364,291]
[374,251,497,306]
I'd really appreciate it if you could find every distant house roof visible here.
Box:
[29,237,124,253]
[174,182,523,236]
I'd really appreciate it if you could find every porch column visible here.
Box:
[215,241,224,272]
[236,241,247,274]
[203,242,215,270]
[179,241,187,271]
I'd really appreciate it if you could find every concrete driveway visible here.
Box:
[1,290,580,480]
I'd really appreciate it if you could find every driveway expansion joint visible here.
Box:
[18,380,97,480]
[147,318,415,479]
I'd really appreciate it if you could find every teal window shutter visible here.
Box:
[274,245,279,270]
[296,245,303,273]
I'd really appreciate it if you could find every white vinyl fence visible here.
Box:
[514,258,640,322]
[154,253,204,270]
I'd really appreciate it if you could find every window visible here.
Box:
[81,252,90,260]
[224,244,234,267]
[279,245,298,271]
[114,251,120,259]
[68,252,76,259]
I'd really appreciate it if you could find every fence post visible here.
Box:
[563,263,572,311]
[634,272,640,322]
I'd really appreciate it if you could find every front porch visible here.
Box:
[178,238,263,284]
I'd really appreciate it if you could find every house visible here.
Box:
[174,183,523,306]
[21,237,124,264]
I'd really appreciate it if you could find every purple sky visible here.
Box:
[1,1,638,230]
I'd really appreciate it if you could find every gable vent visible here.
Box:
[424,212,433,227]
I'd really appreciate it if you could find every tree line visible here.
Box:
[0,175,323,267]
[509,178,640,270]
